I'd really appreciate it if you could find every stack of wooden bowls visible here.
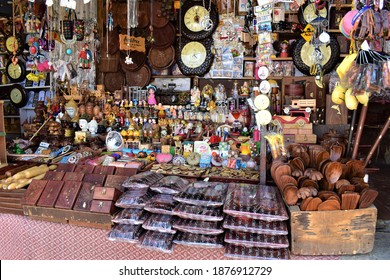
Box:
[271,144,378,211]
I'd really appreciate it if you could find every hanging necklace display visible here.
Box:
[147,0,155,43]
[201,0,213,31]
[125,0,139,64]
[221,0,237,41]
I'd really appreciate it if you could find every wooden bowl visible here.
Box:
[325,162,343,184]
[300,197,313,211]
[305,197,323,211]
[335,179,351,190]
[318,199,341,211]
[283,185,299,206]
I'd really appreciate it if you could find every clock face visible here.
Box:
[254,94,270,110]
[176,37,214,76]
[5,36,20,54]
[8,84,28,108]
[10,88,23,103]
[302,3,327,24]
[180,0,219,40]
[7,63,22,79]
[184,5,208,32]
[181,41,207,68]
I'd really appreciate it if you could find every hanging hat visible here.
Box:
[340,10,359,39]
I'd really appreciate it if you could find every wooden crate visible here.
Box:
[289,205,377,255]
[23,206,113,230]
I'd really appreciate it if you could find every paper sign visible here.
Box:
[119,35,146,53]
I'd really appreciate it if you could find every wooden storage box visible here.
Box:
[289,205,377,255]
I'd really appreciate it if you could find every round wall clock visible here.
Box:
[8,84,28,108]
[176,37,214,76]
[5,35,22,55]
[5,58,27,83]
[292,36,340,75]
[298,1,328,26]
[180,0,219,40]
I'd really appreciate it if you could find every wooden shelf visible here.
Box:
[243,57,256,61]
[4,116,20,118]
[152,75,192,79]
[25,86,51,90]
[328,29,341,33]
[329,4,353,8]
[271,57,293,61]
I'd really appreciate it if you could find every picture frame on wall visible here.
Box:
[244,61,254,77]
[238,0,249,15]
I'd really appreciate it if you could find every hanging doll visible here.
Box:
[79,43,93,69]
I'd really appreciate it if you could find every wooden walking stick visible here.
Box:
[351,103,368,160]
[29,116,52,143]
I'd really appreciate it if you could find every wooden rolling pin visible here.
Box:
[4,164,38,178]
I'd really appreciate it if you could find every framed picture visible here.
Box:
[244,61,254,77]
[218,0,235,14]
[238,0,249,15]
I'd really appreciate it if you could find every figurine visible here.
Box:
[78,43,92,69]
[146,84,157,105]
[190,82,201,107]
[79,118,89,132]
[240,81,250,96]
[88,118,98,135]
[280,40,289,58]
[65,98,79,122]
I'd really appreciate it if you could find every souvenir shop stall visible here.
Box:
[0,0,387,259]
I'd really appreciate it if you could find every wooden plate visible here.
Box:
[317,199,341,211]
[300,197,313,211]
[138,1,150,29]
[148,22,176,49]
[325,161,343,184]
[108,25,120,55]
[305,197,322,211]
[151,1,169,28]
[104,71,125,92]
[148,46,175,70]
[283,185,299,206]
[119,51,147,72]
[125,65,151,87]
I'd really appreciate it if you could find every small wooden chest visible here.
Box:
[93,186,122,201]
[43,171,65,181]
[63,172,84,182]
[73,182,100,212]
[74,165,95,174]
[114,167,138,176]
[55,181,82,209]
[93,166,116,175]
[37,181,65,208]
[104,175,128,192]
[90,199,117,214]
[55,164,76,172]
[83,173,106,185]
[21,180,48,206]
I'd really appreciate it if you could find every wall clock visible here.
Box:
[5,35,22,55]
[8,84,28,108]
[5,57,26,83]
[292,36,340,75]
[180,0,219,40]
[298,1,328,26]
[176,37,214,76]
